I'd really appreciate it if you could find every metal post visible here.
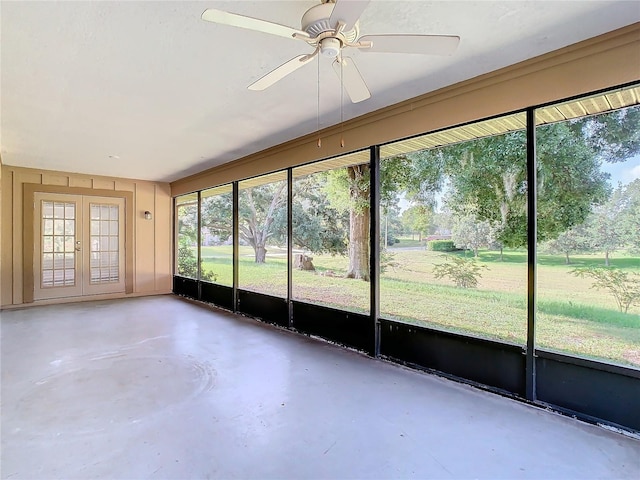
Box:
[370,145,381,357]
[232,182,239,312]
[526,108,537,401]
[197,191,202,300]
[287,168,294,328]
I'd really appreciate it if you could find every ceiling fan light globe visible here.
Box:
[320,37,341,57]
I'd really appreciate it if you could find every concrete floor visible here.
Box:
[1,296,638,479]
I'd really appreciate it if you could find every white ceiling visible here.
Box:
[1,1,639,183]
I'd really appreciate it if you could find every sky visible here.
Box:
[604,154,640,187]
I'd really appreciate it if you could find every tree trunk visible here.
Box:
[499,247,504,261]
[294,254,315,271]
[565,252,571,265]
[346,165,370,281]
[255,245,267,263]
[384,214,388,248]
[605,250,610,267]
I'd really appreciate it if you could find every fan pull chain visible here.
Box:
[340,55,345,148]
[317,53,321,148]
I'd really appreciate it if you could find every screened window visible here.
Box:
[176,193,198,279]
[379,113,528,343]
[238,172,287,297]
[200,185,233,286]
[535,86,640,367]
[292,151,371,313]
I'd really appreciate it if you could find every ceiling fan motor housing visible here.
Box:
[301,2,358,42]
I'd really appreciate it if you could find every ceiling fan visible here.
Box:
[201,0,460,103]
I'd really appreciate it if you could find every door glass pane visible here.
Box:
[88,202,120,284]
[65,203,75,219]
[41,200,76,288]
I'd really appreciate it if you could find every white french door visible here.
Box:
[34,193,125,300]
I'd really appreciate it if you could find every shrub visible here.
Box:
[428,240,456,252]
[380,249,398,274]
[572,266,640,314]
[433,256,488,288]
[177,238,217,282]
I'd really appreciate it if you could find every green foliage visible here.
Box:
[177,238,216,282]
[293,174,349,255]
[324,165,370,214]
[201,191,233,242]
[572,266,640,313]
[576,106,640,163]
[428,240,456,252]
[535,122,611,244]
[380,249,398,274]
[433,255,488,288]
[401,204,433,240]
[612,179,640,254]
[381,106,640,250]
[177,203,198,244]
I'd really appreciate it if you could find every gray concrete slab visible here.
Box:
[1,295,639,479]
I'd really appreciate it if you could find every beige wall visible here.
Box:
[172,23,640,196]
[1,165,172,307]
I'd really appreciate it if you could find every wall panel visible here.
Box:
[135,182,156,292]
[154,183,172,292]
[0,165,172,307]
[1,167,13,305]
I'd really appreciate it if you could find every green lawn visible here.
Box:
[197,245,640,367]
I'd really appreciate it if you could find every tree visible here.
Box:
[573,106,640,164]
[381,204,403,246]
[401,205,432,241]
[616,179,640,253]
[346,165,371,280]
[292,174,348,255]
[545,224,591,264]
[201,191,233,243]
[433,256,488,288]
[385,107,640,250]
[323,165,371,280]
[585,181,638,266]
[572,266,640,313]
[239,182,287,263]
[451,211,493,257]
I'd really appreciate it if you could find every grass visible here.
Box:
[392,236,425,248]
[195,245,640,367]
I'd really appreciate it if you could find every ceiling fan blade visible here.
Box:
[333,57,371,103]
[329,0,371,31]
[358,34,460,55]
[248,55,315,91]
[201,9,310,40]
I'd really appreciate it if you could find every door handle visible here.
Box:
[75,240,81,252]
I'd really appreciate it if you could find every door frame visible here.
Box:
[23,183,134,303]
